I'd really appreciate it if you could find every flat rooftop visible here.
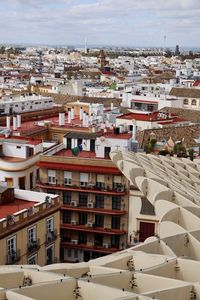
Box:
[0,198,38,219]
[54,149,106,159]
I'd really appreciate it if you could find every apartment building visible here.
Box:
[0,135,43,189]
[0,187,60,266]
[0,94,53,116]
[37,131,132,262]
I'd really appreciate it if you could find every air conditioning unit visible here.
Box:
[70,200,77,207]
[117,186,124,192]
[71,239,78,245]
[80,182,87,187]
[71,220,77,226]
[87,202,94,208]
[103,243,109,248]
[86,222,94,228]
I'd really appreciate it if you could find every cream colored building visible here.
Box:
[0,188,60,266]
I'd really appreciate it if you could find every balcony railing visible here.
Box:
[60,223,126,235]
[46,229,57,244]
[37,182,127,195]
[61,241,119,253]
[27,239,40,254]
[6,250,21,265]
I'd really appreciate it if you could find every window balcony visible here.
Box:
[45,229,57,244]
[61,204,127,215]
[60,223,126,235]
[37,182,127,196]
[27,239,40,254]
[6,249,21,265]
[61,241,119,254]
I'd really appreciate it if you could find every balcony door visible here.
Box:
[46,244,54,265]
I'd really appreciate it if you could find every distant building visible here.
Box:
[0,135,43,190]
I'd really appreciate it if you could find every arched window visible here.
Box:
[192,99,197,106]
[183,99,188,105]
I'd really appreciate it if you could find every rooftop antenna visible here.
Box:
[163,34,166,56]
[85,37,88,54]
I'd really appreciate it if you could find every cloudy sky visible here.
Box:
[0,0,199,47]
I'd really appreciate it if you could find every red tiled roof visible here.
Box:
[38,162,121,175]
[0,199,37,219]
[193,81,200,87]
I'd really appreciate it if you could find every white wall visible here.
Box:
[96,137,130,158]
[3,143,27,159]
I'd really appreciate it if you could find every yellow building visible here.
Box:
[0,187,60,266]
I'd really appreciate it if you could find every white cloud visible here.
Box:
[0,0,199,47]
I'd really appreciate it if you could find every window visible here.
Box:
[80,173,89,187]
[28,226,36,243]
[111,216,120,229]
[112,196,121,210]
[63,211,71,224]
[63,191,71,205]
[74,250,78,258]
[95,214,104,227]
[46,244,54,265]
[67,249,72,257]
[79,193,88,207]
[28,254,37,265]
[96,174,105,189]
[48,170,56,184]
[95,194,104,208]
[79,212,87,225]
[7,235,16,256]
[111,236,120,248]
[64,171,72,186]
[183,98,189,105]
[191,99,197,106]
[46,217,54,233]
[16,145,21,149]
[78,232,87,244]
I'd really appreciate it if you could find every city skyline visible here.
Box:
[0,0,200,47]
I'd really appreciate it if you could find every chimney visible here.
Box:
[17,114,21,128]
[67,109,71,124]
[80,107,83,120]
[13,115,17,131]
[59,112,62,126]
[111,102,114,110]
[71,107,74,120]
[85,113,89,127]
[82,111,86,126]
[6,115,11,130]
[89,103,92,116]
[132,123,136,140]
[61,113,65,125]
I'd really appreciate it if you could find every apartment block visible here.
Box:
[37,131,131,262]
[0,187,60,266]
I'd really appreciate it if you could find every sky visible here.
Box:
[0,0,200,48]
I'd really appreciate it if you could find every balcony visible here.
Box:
[6,250,21,265]
[46,229,57,244]
[60,223,126,235]
[27,239,40,254]
[61,204,127,215]
[37,182,127,196]
[61,241,119,254]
